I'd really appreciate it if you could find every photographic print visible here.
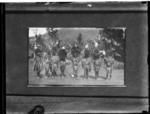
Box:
[28,27,125,86]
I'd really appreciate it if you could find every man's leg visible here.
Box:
[108,67,112,80]
[95,69,99,79]
[84,68,86,78]
[61,65,66,77]
[106,69,109,79]
[73,65,78,78]
[85,68,89,79]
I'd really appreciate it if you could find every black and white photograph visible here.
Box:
[28,27,125,86]
[5,2,148,114]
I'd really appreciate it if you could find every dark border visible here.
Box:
[1,3,6,114]
[6,93,148,98]
[5,2,148,97]
[5,2,147,13]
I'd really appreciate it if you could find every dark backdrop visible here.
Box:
[6,11,148,97]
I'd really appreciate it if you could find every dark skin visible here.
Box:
[33,52,43,78]
[104,56,114,80]
[82,49,91,79]
[93,58,101,79]
[71,45,81,78]
[58,48,67,77]
[92,49,101,79]
[51,56,58,78]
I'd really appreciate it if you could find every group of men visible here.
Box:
[31,36,114,80]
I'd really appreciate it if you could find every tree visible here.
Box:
[77,33,83,44]
[36,34,47,52]
[102,29,125,62]
[46,28,59,42]
[76,33,84,51]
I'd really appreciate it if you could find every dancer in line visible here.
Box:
[81,44,91,79]
[71,43,81,78]
[58,46,67,77]
[104,54,114,80]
